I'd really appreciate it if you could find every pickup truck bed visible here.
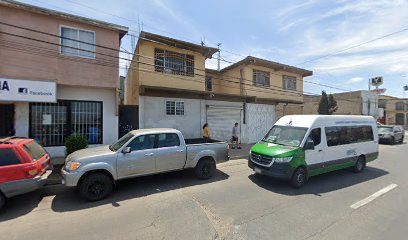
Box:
[185,138,223,145]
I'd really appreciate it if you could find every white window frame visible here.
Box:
[253,69,270,87]
[60,25,96,59]
[165,100,185,116]
[283,75,297,90]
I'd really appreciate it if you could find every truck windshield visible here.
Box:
[110,132,135,151]
[262,125,308,147]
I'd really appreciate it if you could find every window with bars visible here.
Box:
[395,102,405,111]
[61,26,95,58]
[253,69,270,87]
[283,75,297,90]
[166,100,184,116]
[154,48,194,76]
[30,100,102,146]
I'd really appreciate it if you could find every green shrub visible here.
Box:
[65,135,88,156]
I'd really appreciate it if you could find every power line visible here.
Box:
[296,26,408,66]
[0,23,344,93]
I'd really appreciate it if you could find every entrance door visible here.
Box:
[0,104,15,137]
[304,127,325,171]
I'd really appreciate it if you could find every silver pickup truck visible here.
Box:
[61,128,229,201]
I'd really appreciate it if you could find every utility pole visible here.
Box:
[217,43,221,71]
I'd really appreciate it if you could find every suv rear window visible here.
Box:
[0,148,21,166]
[23,142,47,161]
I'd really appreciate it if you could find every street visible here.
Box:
[1,142,407,240]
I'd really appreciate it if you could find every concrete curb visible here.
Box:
[230,155,249,160]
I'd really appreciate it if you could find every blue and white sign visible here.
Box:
[0,78,56,102]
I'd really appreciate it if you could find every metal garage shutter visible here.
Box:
[207,107,241,142]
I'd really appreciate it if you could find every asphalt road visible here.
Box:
[1,142,407,240]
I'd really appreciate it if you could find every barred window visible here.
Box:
[253,69,270,87]
[283,75,297,90]
[166,100,184,116]
[30,100,102,146]
[154,48,194,76]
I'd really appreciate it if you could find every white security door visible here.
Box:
[207,107,241,142]
[246,103,276,143]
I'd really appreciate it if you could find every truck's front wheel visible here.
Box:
[195,158,216,179]
[79,173,113,201]
[0,192,5,210]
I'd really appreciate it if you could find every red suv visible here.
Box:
[0,137,52,209]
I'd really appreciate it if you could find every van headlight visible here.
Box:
[65,161,81,171]
[273,157,293,163]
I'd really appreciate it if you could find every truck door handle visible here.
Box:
[318,149,323,152]
[145,153,154,156]
[177,150,184,152]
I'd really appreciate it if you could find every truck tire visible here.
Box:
[353,156,366,173]
[391,137,395,145]
[290,167,307,188]
[79,173,113,201]
[195,158,216,179]
[0,192,5,210]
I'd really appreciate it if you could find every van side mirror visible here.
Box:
[304,140,315,150]
[122,147,132,154]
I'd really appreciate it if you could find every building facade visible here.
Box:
[379,95,408,128]
[302,91,379,117]
[0,0,128,156]
[125,32,312,143]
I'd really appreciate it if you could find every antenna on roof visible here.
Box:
[201,36,205,46]
[217,43,222,71]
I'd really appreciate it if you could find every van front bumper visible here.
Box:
[248,159,294,180]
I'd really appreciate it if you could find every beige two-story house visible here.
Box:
[125,32,312,143]
[0,0,128,156]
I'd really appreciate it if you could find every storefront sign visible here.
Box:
[0,78,56,102]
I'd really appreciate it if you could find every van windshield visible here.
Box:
[262,125,308,147]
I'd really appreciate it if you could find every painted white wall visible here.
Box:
[141,96,202,139]
[361,91,379,117]
[140,97,276,144]
[14,102,29,137]
[246,103,276,143]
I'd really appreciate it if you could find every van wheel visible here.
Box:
[79,173,113,201]
[290,168,307,188]
[0,192,5,210]
[353,156,366,173]
[195,158,216,179]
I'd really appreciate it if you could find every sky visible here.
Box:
[15,0,408,97]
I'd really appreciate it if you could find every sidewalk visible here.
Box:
[229,143,253,160]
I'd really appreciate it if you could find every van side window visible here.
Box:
[325,125,374,147]
[308,128,321,146]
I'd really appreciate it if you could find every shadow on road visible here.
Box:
[0,184,65,222]
[248,166,388,196]
[50,169,229,212]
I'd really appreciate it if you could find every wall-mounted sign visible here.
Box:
[0,78,56,102]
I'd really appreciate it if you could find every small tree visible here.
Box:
[318,91,329,115]
[65,135,88,156]
[328,94,338,115]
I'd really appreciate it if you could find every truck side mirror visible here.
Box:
[304,140,315,150]
[122,147,132,154]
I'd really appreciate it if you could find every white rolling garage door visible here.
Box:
[207,107,242,142]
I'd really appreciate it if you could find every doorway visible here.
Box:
[0,104,15,137]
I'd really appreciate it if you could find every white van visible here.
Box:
[248,115,379,187]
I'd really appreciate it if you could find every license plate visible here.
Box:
[254,167,262,174]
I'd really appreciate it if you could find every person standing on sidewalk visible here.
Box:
[203,123,210,141]
[231,122,241,149]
